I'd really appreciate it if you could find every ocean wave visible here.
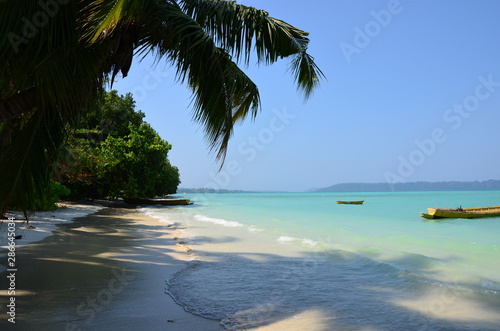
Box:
[165,255,460,330]
[411,275,500,295]
[248,225,263,232]
[277,236,297,243]
[194,214,243,227]
[139,207,175,224]
[277,236,318,248]
[302,238,318,247]
[478,280,500,294]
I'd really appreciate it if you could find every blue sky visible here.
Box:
[113,0,500,192]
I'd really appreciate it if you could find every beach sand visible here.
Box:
[0,204,223,330]
[0,203,105,274]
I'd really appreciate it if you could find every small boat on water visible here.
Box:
[123,197,192,206]
[420,206,500,219]
[336,200,364,205]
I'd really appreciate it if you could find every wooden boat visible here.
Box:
[336,200,364,205]
[420,206,500,219]
[123,197,192,206]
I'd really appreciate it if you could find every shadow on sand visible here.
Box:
[1,206,499,331]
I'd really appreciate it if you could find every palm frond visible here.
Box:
[0,0,324,211]
[0,108,64,212]
[289,51,324,99]
[0,0,108,210]
[80,0,127,42]
[180,0,325,95]
[131,2,261,160]
[180,0,299,61]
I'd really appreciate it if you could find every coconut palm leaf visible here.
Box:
[129,3,261,159]
[0,0,324,212]
[82,0,323,156]
[0,0,107,211]
[180,0,324,97]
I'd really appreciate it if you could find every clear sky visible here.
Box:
[113,0,500,192]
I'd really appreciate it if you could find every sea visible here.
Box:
[141,191,500,331]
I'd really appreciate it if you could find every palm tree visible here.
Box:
[0,0,324,212]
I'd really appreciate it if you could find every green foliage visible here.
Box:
[45,181,71,210]
[10,180,70,211]
[62,91,180,199]
[93,122,180,198]
[79,91,145,139]
[0,0,322,212]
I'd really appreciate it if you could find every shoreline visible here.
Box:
[3,195,499,330]
[0,203,223,330]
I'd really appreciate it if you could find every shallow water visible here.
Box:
[143,191,500,330]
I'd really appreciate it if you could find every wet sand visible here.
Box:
[0,206,223,330]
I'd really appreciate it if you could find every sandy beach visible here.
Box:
[3,195,499,331]
[0,204,222,330]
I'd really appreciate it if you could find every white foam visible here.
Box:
[302,238,318,247]
[248,225,263,232]
[278,236,317,246]
[277,236,297,243]
[140,207,176,224]
[194,214,243,227]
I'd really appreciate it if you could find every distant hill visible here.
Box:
[316,180,500,193]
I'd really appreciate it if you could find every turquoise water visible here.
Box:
[143,192,500,330]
